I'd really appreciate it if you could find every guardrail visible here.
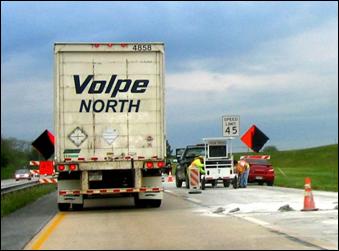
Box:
[1,180,40,196]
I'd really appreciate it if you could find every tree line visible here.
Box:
[1,136,40,179]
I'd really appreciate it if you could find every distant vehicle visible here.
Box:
[175,145,205,188]
[243,157,275,186]
[14,169,32,181]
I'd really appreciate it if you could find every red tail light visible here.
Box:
[157,161,165,168]
[69,164,77,171]
[146,162,153,168]
[58,165,65,171]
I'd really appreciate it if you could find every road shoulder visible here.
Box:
[1,191,57,250]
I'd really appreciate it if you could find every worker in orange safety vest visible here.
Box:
[238,159,250,188]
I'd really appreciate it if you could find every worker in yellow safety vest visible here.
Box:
[188,156,206,175]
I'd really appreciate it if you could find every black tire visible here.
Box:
[134,196,147,208]
[223,181,230,188]
[201,177,206,190]
[232,177,238,189]
[211,180,217,188]
[185,173,190,189]
[58,203,70,211]
[134,197,161,208]
[175,172,182,188]
[148,199,162,208]
[267,181,274,186]
[72,203,83,211]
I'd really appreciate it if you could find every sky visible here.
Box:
[1,1,338,152]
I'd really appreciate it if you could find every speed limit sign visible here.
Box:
[222,115,240,137]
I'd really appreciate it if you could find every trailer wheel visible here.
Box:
[223,181,230,188]
[134,196,146,208]
[58,203,70,211]
[72,203,83,211]
[148,199,161,208]
[211,180,217,188]
[185,174,190,189]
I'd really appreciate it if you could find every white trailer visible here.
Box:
[201,137,237,189]
[54,42,166,210]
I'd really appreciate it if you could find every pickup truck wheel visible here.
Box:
[58,203,70,211]
[201,177,206,190]
[232,177,238,189]
[211,180,217,188]
[185,174,190,189]
[175,173,182,188]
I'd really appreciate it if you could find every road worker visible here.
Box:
[234,160,244,188]
[238,158,250,188]
[188,156,206,176]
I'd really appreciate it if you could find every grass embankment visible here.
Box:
[1,184,56,217]
[234,144,338,192]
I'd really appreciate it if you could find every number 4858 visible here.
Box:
[132,44,152,51]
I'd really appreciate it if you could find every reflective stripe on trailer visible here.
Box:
[58,187,163,195]
[63,156,159,161]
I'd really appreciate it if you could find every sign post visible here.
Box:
[222,115,240,137]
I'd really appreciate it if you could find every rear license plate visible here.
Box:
[256,176,263,180]
[89,171,102,181]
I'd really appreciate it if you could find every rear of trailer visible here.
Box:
[54,42,165,210]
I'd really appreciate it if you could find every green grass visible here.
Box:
[1,184,56,217]
[234,144,338,192]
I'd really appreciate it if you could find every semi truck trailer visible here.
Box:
[54,42,165,211]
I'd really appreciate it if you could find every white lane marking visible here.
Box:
[235,215,270,226]
[186,197,202,204]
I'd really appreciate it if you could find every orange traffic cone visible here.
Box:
[167,171,174,182]
[301,177,318,211]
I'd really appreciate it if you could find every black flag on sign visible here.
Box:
[31,130,55,160]
[241,125,269,152]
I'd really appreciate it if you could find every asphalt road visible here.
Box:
[1,180,338,250]
[1,192,57,250]
[23,193,319,250]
